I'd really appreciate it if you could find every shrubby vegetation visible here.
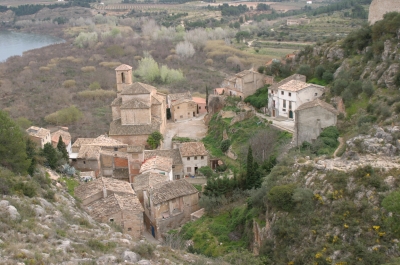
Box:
[244,85,269,109]
[136,55,184,84]
[301,126,339,155]
[45,105,83,125]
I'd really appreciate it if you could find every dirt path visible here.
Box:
[333,137,344,157]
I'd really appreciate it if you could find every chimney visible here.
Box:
[103,187,107,198]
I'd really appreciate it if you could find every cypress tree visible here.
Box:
[206,85,209,113]
[57,136,69,162]
[246,145,254,189]
[43,143,58,170]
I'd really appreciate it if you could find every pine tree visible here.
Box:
[42,143,58,170]
[57,136,69,162]
[0,110,30,174]
[205,85,209,113]
[246,145,254,189]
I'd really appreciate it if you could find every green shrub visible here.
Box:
[244,85,269,109]
[357,115,377,127]
[220,139,231,152]
[132,243,155,259]
[44,105,83,125]
[268,184,296,212]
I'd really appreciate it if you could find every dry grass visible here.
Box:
[99,61,121,69]
[63,80,76,88]
[39,67,50,71]
[204,40,272,68]
[77,89,116,99]
[81,66,96,73]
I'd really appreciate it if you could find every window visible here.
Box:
[121,72,125,83]
[201,156,204,159]
[283,100,286,108]
[289,101,292,110]
[187,157,190,161]
[83,161,86,164]
[180,115,183,118]
[289,92,291,96]
[315,93,318,96]
[199,106,201,109]
[194,156,197,160]
[109,218,114,222]
[281,91,284,95]
[114,147,118,151]
[187,167,191,172]
[127,228,132,231]
[177,106,180,109]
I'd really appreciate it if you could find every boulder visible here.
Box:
[7,205,20,220]
[137,260,152,265]
[97,255,118,264]
[122,250,140,263]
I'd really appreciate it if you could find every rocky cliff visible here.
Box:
[368,0,400,24]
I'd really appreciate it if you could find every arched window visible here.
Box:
[121,72,125,83]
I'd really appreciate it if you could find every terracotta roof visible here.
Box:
[278,80,310,92]
[51,130,71,145]
[140,156,173,173]
[85,193,143,221]
[171,98,195,106]
[192,97,206,104]
[120,98,151,109]
[133,172,169,192]
[150,179,198,205]
[115,64,132,71]
[72,138,95,149]
[109,118,161,135]
[270,74,306,91]
[121,82,154,95]
[295,98,339,114]
[168,92,192,101]
[179,142,208,157]
[144,149,183,165]
[89,135,127,147]
[75,177,134,201]
[77,145,101,160]
[26,126,50,139]
[111,97,122,107]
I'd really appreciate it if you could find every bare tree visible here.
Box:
[175,40,195,59]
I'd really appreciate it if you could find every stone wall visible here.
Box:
[368,0,400,24]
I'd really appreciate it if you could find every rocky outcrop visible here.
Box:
[369,0,400,24]
[377,63,400,89]
[369,62,389,81]
[334,59,350,78]
[324,46,344,62]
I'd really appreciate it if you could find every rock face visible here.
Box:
[369,0,400,24]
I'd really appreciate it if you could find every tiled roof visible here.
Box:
[179,142,208,157]
[278,80,310,92]
[120,98,151,109]
[171,98,195,106]
[113,168,129,179]
[72,138,95,149]
[77,145,101,160]
[75,177,134,201]
[140,156,173,173]
[295,98,339,114]
[26,126,50,139]
[115,64,132,71]
[168,91,192,101]
[85,193,143,221]
[270,74,306,91]
[90,135,127,147]
[51,130,71,145]
[109,117,161,135]
[235,69,253,78]
[133,172,169,192]
[111,97,122,107]
[192,97,206,104]
[143,149,182,165]
[121,82,154,95]
[127,145,144,153]
[100,149,130,158]
[150,179,198,205]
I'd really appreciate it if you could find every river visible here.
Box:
[0,30,64,62]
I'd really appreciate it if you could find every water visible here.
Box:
[0,30,64,62]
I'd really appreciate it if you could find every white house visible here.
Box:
[268,74,325,120]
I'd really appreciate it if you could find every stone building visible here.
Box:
[369,0,400,24]
[144,149,184,180]
[99,150,132,182]
[179,142,208,176]
[294,99,338,146]
[142,179,199,239]
[50,128,72,156]
[170,99,198,122]
[133,172,169,204]
[74,177,144,239]
[193,97,207,115]
[167,91,192,108]
[109,64,167,148]
[26,126,51,148]
[221,68,264,99]
[268,74,325,120]
[140,156,173,181]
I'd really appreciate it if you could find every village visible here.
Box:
[25,63,340,242]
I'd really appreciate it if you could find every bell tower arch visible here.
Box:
[115,64,133,96]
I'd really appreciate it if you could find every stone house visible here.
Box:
[170,99,198,122]
[140,156,173,181]
[26,126,51,148]
[99,150,132,182]
[268,74,325,120]
[221,68,264,99]
[193,97,207,115]
[109,64,167,148]
[294,99,339,146]
[71,135,127,177]
[142,179,199,239]
[133,172,169,205]
[167,91,192,108]
[143,149,184,180]
[75,177,144,239]
[179,142,208,176]
[214,88,225,95]
[50,128,72,156]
